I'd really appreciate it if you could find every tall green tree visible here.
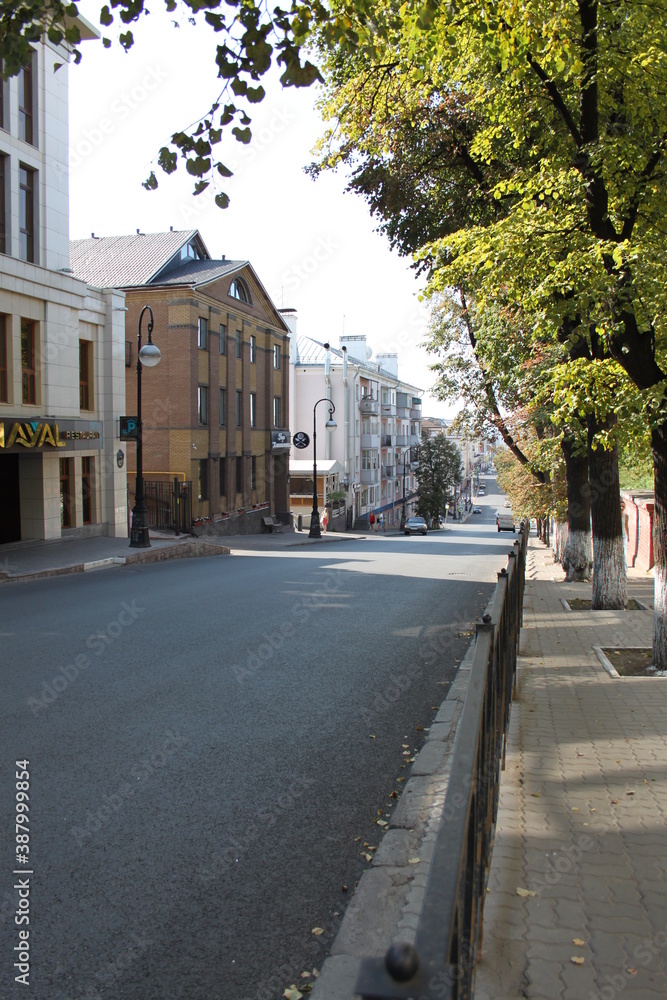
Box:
[416,433,463,524]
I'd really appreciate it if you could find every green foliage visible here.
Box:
[415,433,463,522]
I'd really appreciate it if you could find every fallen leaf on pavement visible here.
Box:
[312,928,324,936]
[516,887,536,897]
[572,938,586,947]
[408,857,420,864]
[570,956,585,965]
[284,988,302,1000]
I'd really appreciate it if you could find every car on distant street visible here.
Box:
[473,506,482,514]
[497,514,516,532]
[404,516,428,535]
[503,499,511,507]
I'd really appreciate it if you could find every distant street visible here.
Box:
[1,490,512,999]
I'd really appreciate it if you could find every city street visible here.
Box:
[1,495,512,999]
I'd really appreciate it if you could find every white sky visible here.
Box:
[67,5,456,417]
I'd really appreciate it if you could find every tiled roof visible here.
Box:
[69,230,206,287]
[151,258,247,287]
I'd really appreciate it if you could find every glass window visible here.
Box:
[250,392,256,427]
[0,315,7,402]
[250,335,256,363]
[273,396,281,427]
[198,459,208,501]
[236,390,242,426]
[81,457,95,524]
[236,455,243,494]
[219,388,226,426]
[229,278,251,303]
[79,340,93,411]
[18,57,34,145]
[250,456,257,491]
[198,317,208,349]
[19,165,36,263]
[198,385,208,425]
[236,330,242,359]
[0,155,6,255]
[21,319,36,404]
[219,457,226,498]
[273,344,281,369]
[219,323,226,354]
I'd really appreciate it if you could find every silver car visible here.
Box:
[404,516,428,535]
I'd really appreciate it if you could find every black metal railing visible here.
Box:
[128,480,193,534]
[355,527,528,999]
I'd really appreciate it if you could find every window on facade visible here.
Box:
[60,458,74,528]
[0,61,6,132]
[0,316,7,402]
[250,335,256,363]
[273,395,281,427]
[250,392,256,427]
[219,457,226,498]
[236,456,243,494]
[219,388,226,426]
[0,155,6,255]
[236,330,242,359]
[18,56,35,145]
[250,456,257,492]
[198,317,208,349]
[198,385,209,425]
[19,165,36,263]
[229,278,251,303]
[273,344,281,370]
[125,342,132,367]
[81,457,95,525]
[219,323,226,354]
[198,459,208,501]
[21,319,36,404]
[79,340,93,411]
[236,390,242,427]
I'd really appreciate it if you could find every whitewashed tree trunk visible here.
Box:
[563,529,593,582]
[552,521,568,563]
[588,414,627,610]
[591,535,627,608]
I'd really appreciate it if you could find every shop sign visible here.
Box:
[0,419,103,453]
[271,429,291,451]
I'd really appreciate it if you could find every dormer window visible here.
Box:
[229,278,251,304]
[180,242,199,261]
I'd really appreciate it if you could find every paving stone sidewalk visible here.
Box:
[475,540,667,1000]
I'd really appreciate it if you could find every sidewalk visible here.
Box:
[311,536,667,1000]
[474,539,667,1000]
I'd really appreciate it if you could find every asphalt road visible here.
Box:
[1,494,512,999]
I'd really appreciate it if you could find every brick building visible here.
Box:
[70,230,291,522]
[621,489,655,572]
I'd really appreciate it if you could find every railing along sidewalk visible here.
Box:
[355,527,528,1000]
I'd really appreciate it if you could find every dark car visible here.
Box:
[404,516,428,535]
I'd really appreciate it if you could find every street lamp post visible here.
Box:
[309,397,337,539]
[130,305,162,548]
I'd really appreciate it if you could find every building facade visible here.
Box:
[70,230,291,521]
[288,325,423,528]
[0,24,128,545]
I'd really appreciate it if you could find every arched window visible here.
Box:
[229,277,251,304]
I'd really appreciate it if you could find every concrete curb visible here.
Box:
[310,638,478,999]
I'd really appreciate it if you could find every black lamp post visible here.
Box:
[130,305,161,548]
[309,397,337,538]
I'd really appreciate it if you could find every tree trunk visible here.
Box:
[651,422,667,667]
[588,414,627,609]
[561,435,592,582]
[553,520,568,564]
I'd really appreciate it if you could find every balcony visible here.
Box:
[395,434,409,447]
[361,468,380,484]
[360,396,380,415]
[410,407,422,419]
[381,401,396,417]
[383,465,395,479]
[361,433,380,448]
[382,434,396,448]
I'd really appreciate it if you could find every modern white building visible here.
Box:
[0,22,128,544]
[286,320,423,528]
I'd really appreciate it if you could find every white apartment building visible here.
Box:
[0,22,128,544]
[287,322,423,528]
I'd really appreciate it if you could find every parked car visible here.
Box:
[473,506,482,513]
[503,499,511,507]
[497,514,516,532]
[404,516,428,535]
